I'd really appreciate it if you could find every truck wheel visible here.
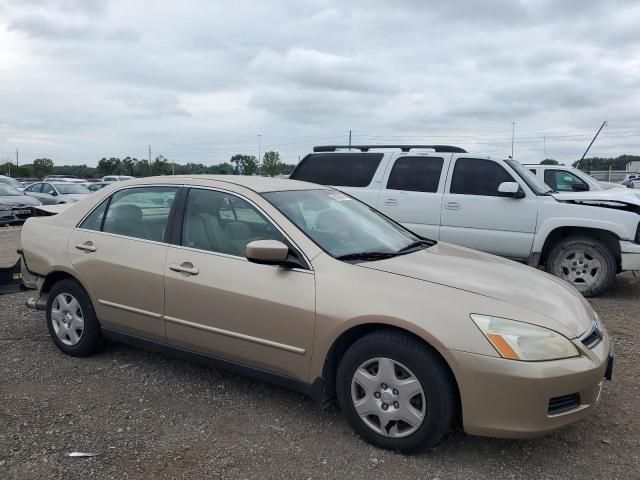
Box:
[546,236,616,297]
[46,278,104,356]
[336,330,456,452]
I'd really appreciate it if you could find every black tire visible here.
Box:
[336,330,457,452]
[546,235,616,297]
[46,278,104,356]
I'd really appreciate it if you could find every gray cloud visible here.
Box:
[0,0,639,165]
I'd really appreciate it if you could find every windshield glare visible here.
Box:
[263,189,422,258]
[0,184,23,196]
[505,160,552,194]
[53,183,90,194]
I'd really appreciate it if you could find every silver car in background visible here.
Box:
[23,182,91,205]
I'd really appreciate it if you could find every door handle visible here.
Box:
[383,198,399,206]
[169,263,199,275]
[75,242,97,252]
[444,202,461,210]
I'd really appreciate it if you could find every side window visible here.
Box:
[290,153,384,187]
[42,184,55,195]
[102,187,177,241]
[26,183,42,193]
[544,170,588,192]
[450,158,516,196]
[529,169,537,175]
[386,156,444,192]
[79,200,109,231]
[182,189,284,257]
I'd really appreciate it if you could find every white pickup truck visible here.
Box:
[290,145,640,296]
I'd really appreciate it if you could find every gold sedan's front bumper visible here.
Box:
[442,334,611,438]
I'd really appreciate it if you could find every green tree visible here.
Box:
[541,158,559,165]
[121,157,139,176]
[207,162,235,174]
[261,151,282,176]
[97,157,122,175]
[230,154,258,175]
[151,155,171,175]
[33,158,54,177]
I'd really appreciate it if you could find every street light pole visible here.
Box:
[257,134,262,174]
[511,122,516,159]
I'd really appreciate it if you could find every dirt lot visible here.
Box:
[1,225,639,479]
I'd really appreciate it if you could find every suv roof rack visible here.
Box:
[313,144,467,153]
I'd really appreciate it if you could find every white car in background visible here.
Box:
[102,175,134,183]
[290,145,640,296]
[0,175,26,191]
[525,164,623,191]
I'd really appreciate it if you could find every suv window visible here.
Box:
[544,169,588,192]
[291,153,384,187]
[387,156,444,192]
[101,187,177,241]
[450,158,515,196]
[182,188,284,257]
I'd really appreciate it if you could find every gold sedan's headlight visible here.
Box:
[471,314,580,361]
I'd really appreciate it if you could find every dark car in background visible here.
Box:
[0,184,42,225]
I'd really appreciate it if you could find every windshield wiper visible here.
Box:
[336,251,399,262]
[397,239,435,254]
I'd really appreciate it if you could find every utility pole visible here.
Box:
[16,149,19,168]
[348,130,352,150]
[148,145,152,163]
[543,137,546,159]
[577,121,607,169]
[511,122,516,159]
[257,134,261,172]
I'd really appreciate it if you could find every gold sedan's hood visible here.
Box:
[360,242,594,338]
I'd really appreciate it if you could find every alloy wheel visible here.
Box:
[50,293,85,346]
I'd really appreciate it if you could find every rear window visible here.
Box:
[290,153,383,187]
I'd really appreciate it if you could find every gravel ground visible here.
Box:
[1,226,639,479]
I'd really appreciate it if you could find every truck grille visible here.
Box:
[548,393,581,415]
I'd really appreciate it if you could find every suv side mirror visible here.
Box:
[246,240,289,265]
[571,183,589,192]
[498,182,525,198]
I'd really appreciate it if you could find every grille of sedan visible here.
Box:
[580,319,603,349]
[548,393,581,415]
[12,208,33,219]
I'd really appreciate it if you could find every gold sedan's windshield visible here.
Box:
[263,189,432,260]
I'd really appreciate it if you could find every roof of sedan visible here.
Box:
[140,175,329,193]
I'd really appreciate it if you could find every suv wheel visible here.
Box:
[546,236,616,297]
[336,330,456,452]
[46,279,104,356]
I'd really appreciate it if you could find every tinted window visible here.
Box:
[25,183,42,193]
[291,153,383,187]
[387,156,444,192]
[544,170,588,192]
[182,189,284,256]
[450,158,515,196]
[102,187,177,241]
[79,200,109,231]
[529,169,537,174]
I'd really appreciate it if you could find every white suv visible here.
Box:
[290,145,640,296]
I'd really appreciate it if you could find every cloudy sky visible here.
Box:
[1,0,639,166]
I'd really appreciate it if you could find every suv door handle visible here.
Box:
[75,242,97,252]
[383,198,399,206]
[169,263,199,275]
[444,202,461,210]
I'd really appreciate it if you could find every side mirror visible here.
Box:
[571,183,589,192]
[246,240,289,265]
[50,191,58,196]
[498,182,525,198]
